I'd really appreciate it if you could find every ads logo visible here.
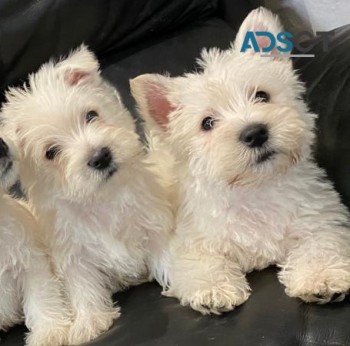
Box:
[240,31,331,58]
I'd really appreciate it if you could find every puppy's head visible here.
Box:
[0,132,19,191]
[2,45,143,202]
[131,8,316,187]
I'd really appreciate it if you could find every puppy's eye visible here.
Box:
[45,145,61,160]
[201,117,216,131]
[85,110,99,123]
[255,91,270,103]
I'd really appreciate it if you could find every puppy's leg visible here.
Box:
[146,224,172,288]
[165,243,251,315]
[63,259,120,345]
[279,227,350,304]
[21,252,70,346]
[0,270,22,331]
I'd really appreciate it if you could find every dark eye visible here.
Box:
[85,110,99,123]
[45,145,61,160]
[255,91,270,102]
[201,116,216,131]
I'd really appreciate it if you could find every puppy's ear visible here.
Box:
[233,7,286,57]
[130,74,175,130]
[56,44,100,86]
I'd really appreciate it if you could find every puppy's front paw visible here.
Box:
[68,307,120,345]
[166,282,250,315]
[283,266,350,304]
[26,323,70,346]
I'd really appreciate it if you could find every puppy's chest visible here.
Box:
[54,201,147,249]
[200,189,293,246]
[225,200,289,242]
[48,202,149,280]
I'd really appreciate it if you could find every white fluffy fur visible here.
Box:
[1,46,173,344]
[0,132,70,345]
[131,7,350,314]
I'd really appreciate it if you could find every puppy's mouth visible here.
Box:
[256,150,276,164]
[105,165,118,179]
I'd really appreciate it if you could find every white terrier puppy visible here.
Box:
[131,8,350,314]
[1,46,173,344]
[0,132,70,345]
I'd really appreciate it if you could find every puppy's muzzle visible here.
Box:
[88,147,113,171]
[240,124,276,164]
[239,123,268,148]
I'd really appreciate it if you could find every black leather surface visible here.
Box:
[294,25,350,209]
[0,1,350,345]
[2,268,350,346]
[0,0,218,93]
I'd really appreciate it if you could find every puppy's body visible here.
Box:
[2,46,173,344]
[173,159,349,277]
[36,163,170,290]
[31,157,171,343]
[0,136,69,346]
[131,8,350,314]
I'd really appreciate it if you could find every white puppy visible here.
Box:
[0,132,70,345]
[131,8,350,314]
[1,46,173,344]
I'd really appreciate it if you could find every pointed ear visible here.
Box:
[233,7,286,56]
[56,44,100,86]
[130,74,175,130]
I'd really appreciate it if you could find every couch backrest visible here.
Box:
[0,0,220,92]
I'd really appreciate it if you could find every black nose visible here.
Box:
[88,147,112,170]
[0,138,9,158]
[240,123,269,148]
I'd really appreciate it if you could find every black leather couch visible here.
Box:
[0,1,349,345]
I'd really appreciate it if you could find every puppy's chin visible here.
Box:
[228,150,302,188]
[253,148,301,168]
[62,177,116,204]
[57,164,134,204]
